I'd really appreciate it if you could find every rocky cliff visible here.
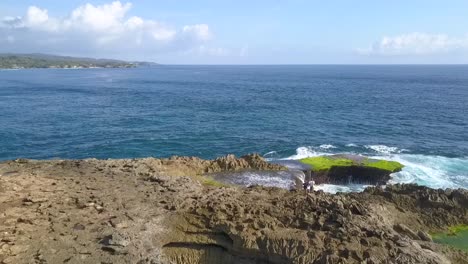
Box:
[0,156,466,264]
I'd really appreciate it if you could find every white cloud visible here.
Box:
[359,33,468,56]
[68,1,132,32]
[26,6,49,25]
[0,1,214,58]
[182,24,212,41]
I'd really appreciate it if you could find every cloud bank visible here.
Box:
[0,1,213,59]
[360,33,468,56]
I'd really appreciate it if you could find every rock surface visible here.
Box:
[0,157,467,264]
[299,154,404,185]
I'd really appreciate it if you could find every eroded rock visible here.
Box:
[0,157,466,264]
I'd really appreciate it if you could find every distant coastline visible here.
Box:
[0,53,157,69]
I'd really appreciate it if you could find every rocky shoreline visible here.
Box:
[0,155,467,264]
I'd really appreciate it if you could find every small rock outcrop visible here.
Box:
[205,153,286,173]
[299,154,404,185]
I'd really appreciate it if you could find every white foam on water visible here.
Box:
[346,143,358,147]
[278,146,468,193]
[319,144,337,150]
[216,171,297,189]
[282,146,324,160]
[364,145,407,154]
[282,146,330,160]
[263,151,278,160]
[222,146,468,194]
[378,154,468,189]
[315,184,372,194]
[264,151,277,156]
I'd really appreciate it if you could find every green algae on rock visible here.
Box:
[299,154,404,185]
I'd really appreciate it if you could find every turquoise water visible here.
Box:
[1,65,467,191]
[433,229,468,252]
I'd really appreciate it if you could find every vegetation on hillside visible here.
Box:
[0,53,155,69]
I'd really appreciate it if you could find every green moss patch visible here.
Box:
[299,155,404,173]
[432,225,468,252]
[201,177,229,187]
[299,156,354,171]
[364,160,404,172]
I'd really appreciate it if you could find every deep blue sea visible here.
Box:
[1,65,467,192]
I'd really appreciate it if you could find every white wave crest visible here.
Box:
[385,154,468,189]
[263,151,278,160]
[365,145,408,154]
[319,144,337,150]
[262,145,468,193]
[283,146,327,160]
[346,143,358,147]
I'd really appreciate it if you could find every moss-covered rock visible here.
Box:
[299,154,404,185]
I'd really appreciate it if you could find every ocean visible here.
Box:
[1,65,467,192]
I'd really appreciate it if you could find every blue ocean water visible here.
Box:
[1,65,467,190]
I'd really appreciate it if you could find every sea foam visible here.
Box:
[278,146,468,193]
[364,145,407,154]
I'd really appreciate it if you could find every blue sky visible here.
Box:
[1,0,467,64]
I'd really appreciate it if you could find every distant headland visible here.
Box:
[0,53,157,69]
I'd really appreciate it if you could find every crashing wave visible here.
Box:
[268,145,468,193]
[282,146,324,160]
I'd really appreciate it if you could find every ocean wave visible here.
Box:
[346,143,358,147]
[364,144,408,154]
[282,146,328,160]
[277,146,468,192]
[263,151,278,159]
[319,144,337,150]
[214,150,468,194]
[382,154,468,189]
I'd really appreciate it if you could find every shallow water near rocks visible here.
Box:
[211,169,373,194]
[433,230,468,252]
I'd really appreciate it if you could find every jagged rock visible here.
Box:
[205,153,285,173]
[394,224,420,240]
[0,157,467,264]
[417,230,432,242]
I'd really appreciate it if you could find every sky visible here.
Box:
[1,0,468,64]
